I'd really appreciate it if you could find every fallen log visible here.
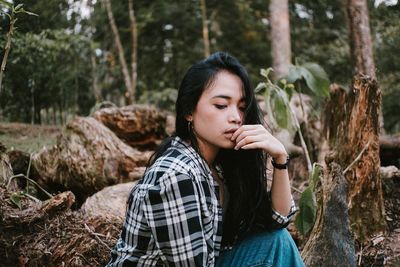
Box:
[81,180,140,220]
[0,142,14,189]
[301,162,356,266]
[380,134,400,166]
[31,117,151,205]
[93,105,169,150]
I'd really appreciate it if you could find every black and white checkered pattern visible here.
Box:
[106,137,296,267]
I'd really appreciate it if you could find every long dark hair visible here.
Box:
[149,52,274,245]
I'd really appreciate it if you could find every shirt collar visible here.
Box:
[171,136,213,177]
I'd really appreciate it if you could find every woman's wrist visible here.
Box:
[272,153,289,164]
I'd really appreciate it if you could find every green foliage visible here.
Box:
[0,0,399,134]
[257,64,327,236]
[10,191,23,209]
[295,163,321,236]
[138,88,177,112]
[284,63,330,98]
[257,61,329,131]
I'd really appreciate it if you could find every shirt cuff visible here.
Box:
[271,197,297,226]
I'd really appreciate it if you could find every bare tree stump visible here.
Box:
[323,75,386,242]
[31,117,151,204]
[301,162,356,266]
[93,105,169,150]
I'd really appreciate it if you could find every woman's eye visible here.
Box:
[214,104,227,109]
[239,106,246,112]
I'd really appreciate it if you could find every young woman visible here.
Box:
[107,52,304,266]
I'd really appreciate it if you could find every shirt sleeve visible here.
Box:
[142,172,209,267]
[270,192,298,228]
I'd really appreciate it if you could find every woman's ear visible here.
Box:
[185,114,193,122]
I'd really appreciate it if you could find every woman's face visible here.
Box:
[189,71,246,154]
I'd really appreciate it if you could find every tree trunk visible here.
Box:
[301,163,356,267]
[345,0,376,79]
[91,53,101,103]
[323,75,386,242]
[269,0,291,80]
[103,0,134,105]
[128,0,138,101]
[200,0,210,58]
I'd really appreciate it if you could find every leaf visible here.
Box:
[260,68,273,80]
[10,192,22,209]
[283,64,303,83]
[310,163,321,190]
[263,86,277,128]
[0,0,13,8]
[295,186,317,235]
[19,9,39,16]
[303,63,330,98]
[272,91,291,129]
[254,82,266,93]
[14,3,23,11]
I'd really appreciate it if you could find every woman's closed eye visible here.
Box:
[214,104,227,110]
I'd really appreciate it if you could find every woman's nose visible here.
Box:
[229,107,242,124]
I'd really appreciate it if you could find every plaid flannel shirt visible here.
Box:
[107,136,296,267]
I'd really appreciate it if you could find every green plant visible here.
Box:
[0,1,37,94]
[256,62,329,236]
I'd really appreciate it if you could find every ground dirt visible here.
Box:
[0,121,399,266]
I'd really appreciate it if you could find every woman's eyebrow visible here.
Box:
[212,95,246,102]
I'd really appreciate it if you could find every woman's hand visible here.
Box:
[231,124,288,161]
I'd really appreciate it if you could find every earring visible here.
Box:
[187,121,192,133]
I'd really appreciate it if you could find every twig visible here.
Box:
[358,244,363,266]
[6,173,52,198]
[75,253,91,265]
[23,192,41,203]
[84,223,111,250]
[343,141,370,175]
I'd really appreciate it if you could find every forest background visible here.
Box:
[1,0,400,266]
[0,0,399,134]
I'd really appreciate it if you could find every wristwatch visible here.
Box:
[271,156,290,170]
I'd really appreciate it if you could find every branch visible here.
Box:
[343,140,370,175]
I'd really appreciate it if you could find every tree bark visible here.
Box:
[301,163,356,267]
[128,0,138,102]
[92,105,169,150]
[103,0,134,105]
[345,0,376,79]
[32,117,150,205]
[200,0,210,58]
[323,75,386,242]
[0,187,122,266]
[269,0,291,80]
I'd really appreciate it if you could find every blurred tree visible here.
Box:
[103,0,137,104]
[269,0,291,79]
[345,0,376,79]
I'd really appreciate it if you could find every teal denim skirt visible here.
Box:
[216,229,305,267]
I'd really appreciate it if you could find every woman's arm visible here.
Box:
[232,125,295,217]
